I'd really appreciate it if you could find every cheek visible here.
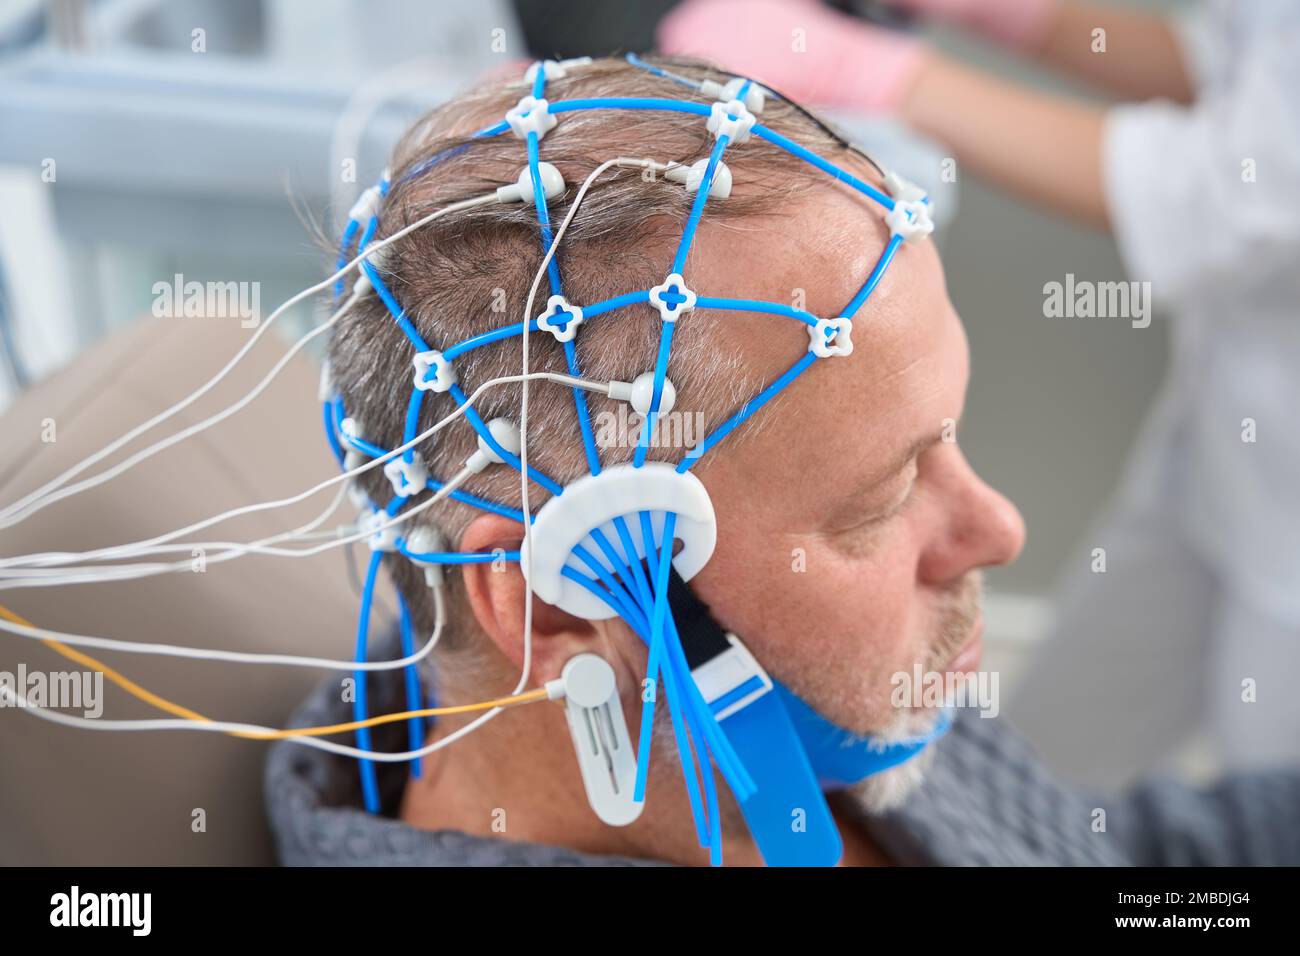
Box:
[697,517,933,731]
[797,533,922,673]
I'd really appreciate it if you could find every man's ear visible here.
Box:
[458,511,602,688]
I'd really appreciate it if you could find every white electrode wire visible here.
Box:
[0,191,498,530]
[0,687,508,761]
[514,155,630,696]
[0,496,459,669]
[0,483,354,581]
[0,160,653,761]
[0,370,607,574]
[0,291,357,536]
[0,161,646,670]
[0,465,462,592]
[0,580,522,760]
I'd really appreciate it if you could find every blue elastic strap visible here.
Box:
[710,683,844,866]
[679,351,819,472]
[402,387,423,466]
[778,687,954,789]
[334,218,361,299]
[353,549,385,813]
[322,402,345,467]
[396,593,424,778]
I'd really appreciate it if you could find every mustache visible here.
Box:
[923,570,984,673]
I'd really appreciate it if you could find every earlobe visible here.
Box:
[458,512,601,687]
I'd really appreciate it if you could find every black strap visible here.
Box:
[651,564,732,671]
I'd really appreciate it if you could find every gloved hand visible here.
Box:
[656,0,931,114]
[885,0,1060,52]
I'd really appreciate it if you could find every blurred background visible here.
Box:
[0,0,1213,863]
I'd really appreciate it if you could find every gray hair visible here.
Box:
[327,55,849,674]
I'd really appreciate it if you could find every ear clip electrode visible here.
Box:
[546,653,643,827]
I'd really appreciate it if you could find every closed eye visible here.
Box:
[828,481,915,554]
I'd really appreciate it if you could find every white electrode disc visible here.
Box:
[520,462,717,620]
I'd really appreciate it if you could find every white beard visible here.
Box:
[849,745,937,814]
[845,706,945,815]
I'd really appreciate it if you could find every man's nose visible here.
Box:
[918,453,1026,585]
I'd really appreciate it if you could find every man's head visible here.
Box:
[329,56,1023,846]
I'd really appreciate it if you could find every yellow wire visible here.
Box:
[241,689,549,741]
[0,602,547,741]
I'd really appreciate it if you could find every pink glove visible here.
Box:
[657,0,930,114]
[886,0,1060,52]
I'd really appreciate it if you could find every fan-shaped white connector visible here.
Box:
[521,462,717,620]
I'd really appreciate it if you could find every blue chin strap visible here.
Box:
[719,684,951,865]
[780,685,954,791]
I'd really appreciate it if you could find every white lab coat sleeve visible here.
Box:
[1101,18,1300,309]
[1169,0,1236,96]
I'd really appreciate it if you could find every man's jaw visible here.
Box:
[846,572,986,814]
[634,572,987,836]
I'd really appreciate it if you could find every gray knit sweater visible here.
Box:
[265,632,1300,866]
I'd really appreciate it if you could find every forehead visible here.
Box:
[686,170,965,510]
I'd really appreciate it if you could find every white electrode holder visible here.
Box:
[523,56,593,84]
[648,273,696,323]
[608,372,676,417]
[665,158,732,199]
[808,316,854,358]
[496,163,565,204]
[699,77,766,115]
[505,95,557,140]
[556,653,643,826]
[363,508,402,552]
[521,462,717,621]
[403,525,447,587]
[536,294,585,342]
[412,349,457,393]
[466,418,521,473]
[384,452,429,498]
[883,170,935,243]
[348,182,384,223]
[706,98,756,145]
